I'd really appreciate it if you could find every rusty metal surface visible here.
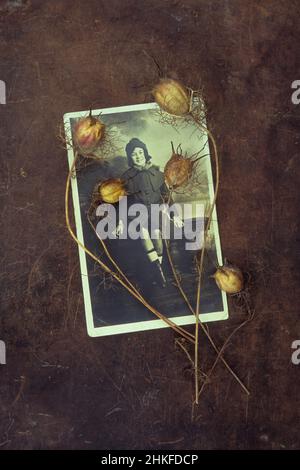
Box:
[0,0,300,450]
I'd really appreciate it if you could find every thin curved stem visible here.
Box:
[192,120,220,404]
[164,125,249,397]
[198,314,253,400]
[190,115,249,401]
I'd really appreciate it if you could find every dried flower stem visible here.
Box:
[165,236,249,396]
[66,153,195,343]
[175,338,194,367]
[164,239,195,315]
[163,123,249,397]
[193,118,219,404]
[198,304,254,400]
[189,114,249,402]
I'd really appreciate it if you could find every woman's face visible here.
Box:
[131,147,146,167]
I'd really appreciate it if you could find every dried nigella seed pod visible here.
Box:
[152,78,190,116]
[213,263,244,294]
[73,114,105,151]
[164,142,199,189]
[98,178,126,204]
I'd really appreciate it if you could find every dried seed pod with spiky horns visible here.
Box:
[164,142,201,189]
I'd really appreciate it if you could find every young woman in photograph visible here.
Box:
[114,137,183,287]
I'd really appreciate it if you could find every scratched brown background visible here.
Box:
[0,0,300,450]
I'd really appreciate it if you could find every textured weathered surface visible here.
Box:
[0,0,300,450]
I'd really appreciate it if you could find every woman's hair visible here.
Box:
[125,138,152,166]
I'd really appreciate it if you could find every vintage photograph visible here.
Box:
[64,102,228,336]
